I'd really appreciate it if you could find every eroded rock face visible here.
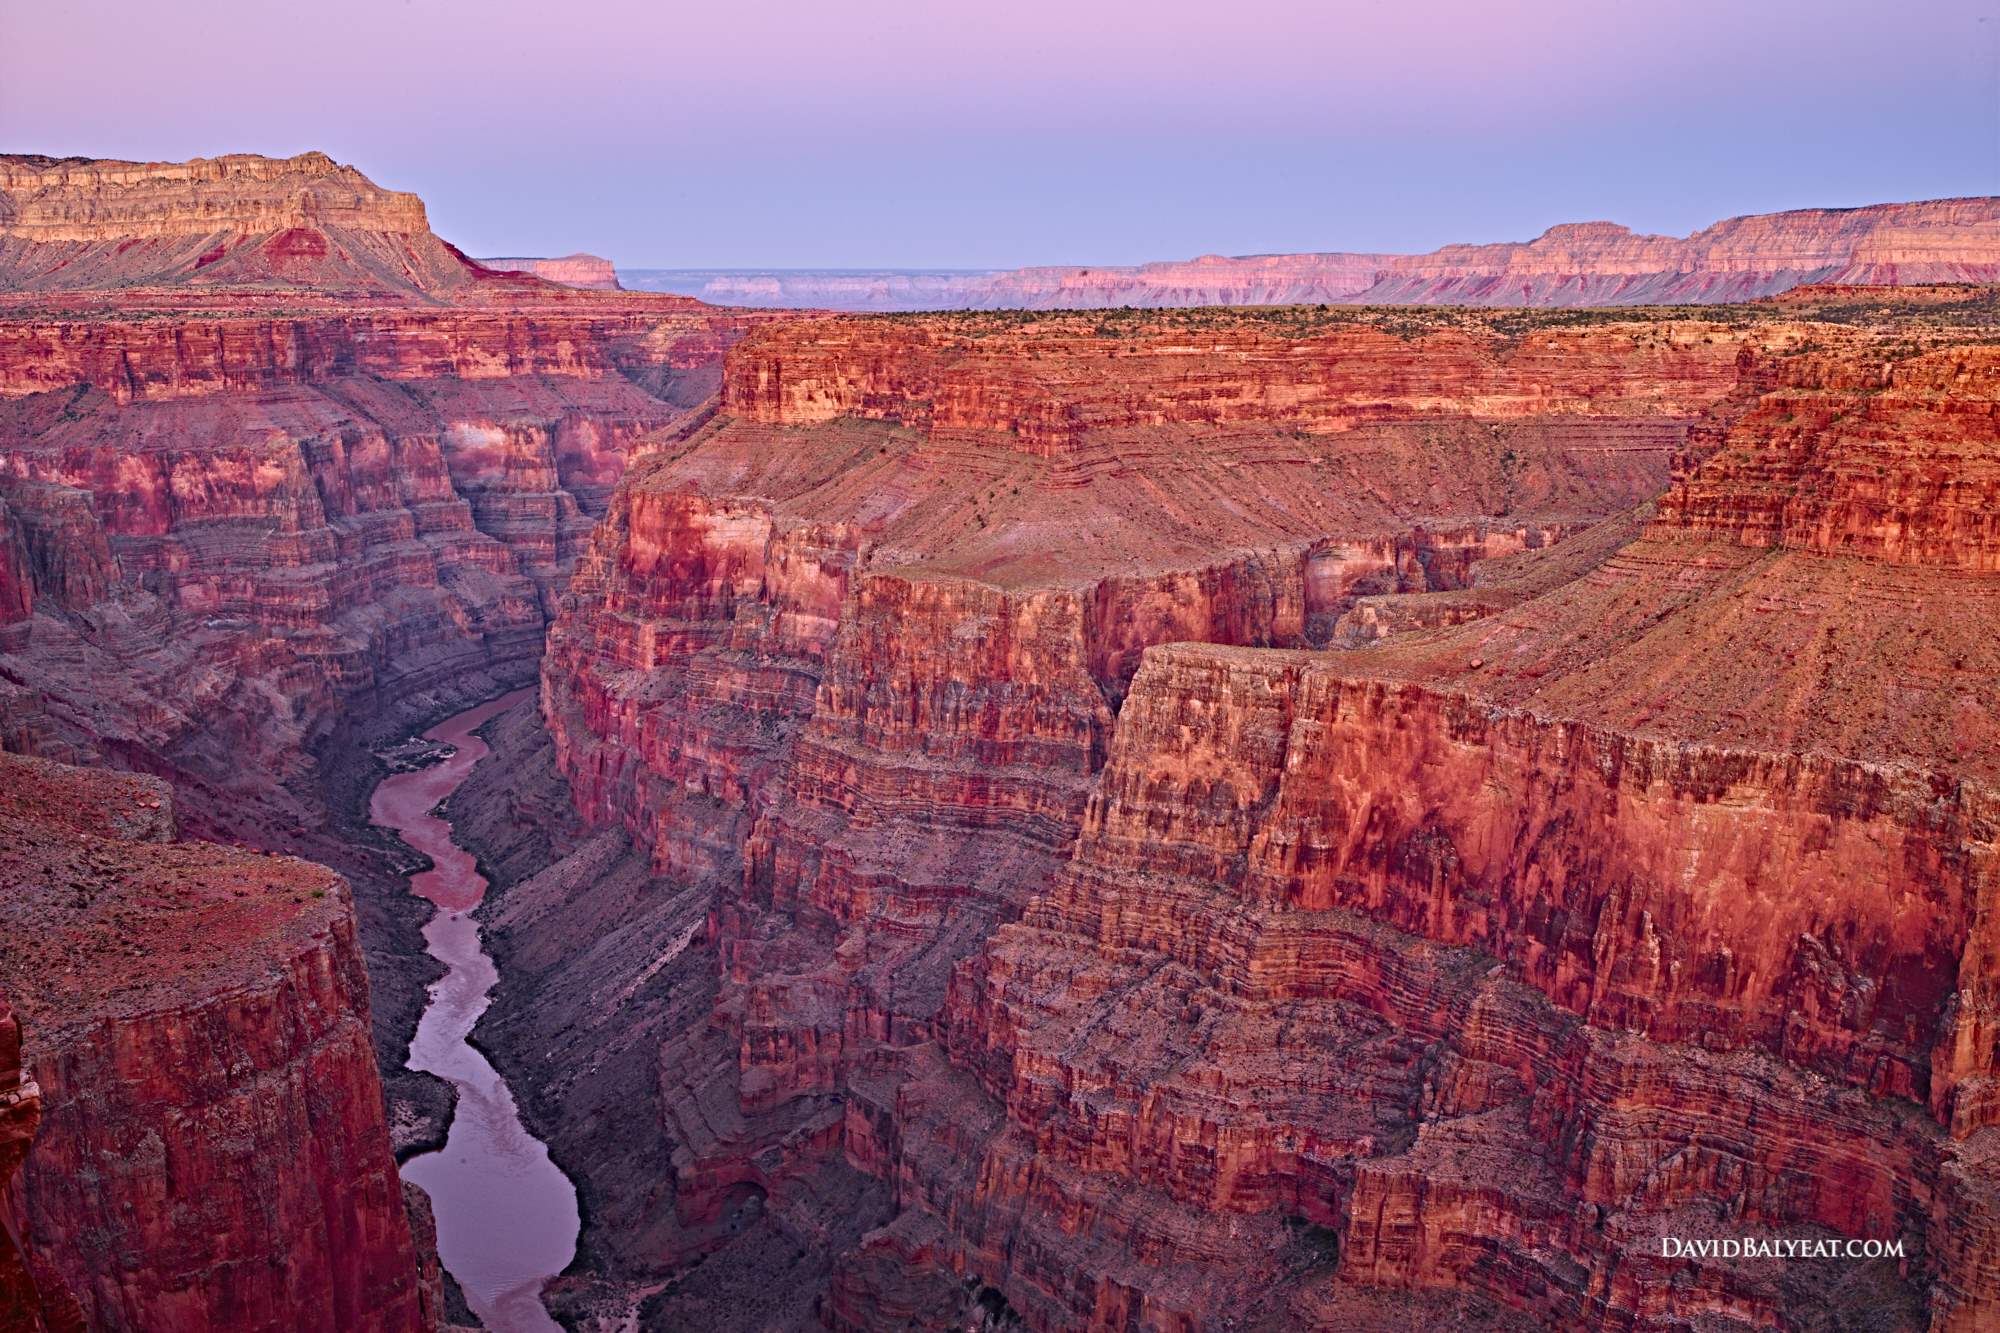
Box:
[919,343,2000,1331]
[0,301,744,832]
[538,307,1745,1297]
[0,752,433,1333]
[529,295,2000,1329]
[931,648,1991,1329]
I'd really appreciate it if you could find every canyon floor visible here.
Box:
[2,151,1999,1333]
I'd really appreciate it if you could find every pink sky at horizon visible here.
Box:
[3,0,1995,268]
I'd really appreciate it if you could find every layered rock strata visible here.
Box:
[904,339,2000,1330]
[0,295,743,818]
[514,295,2000,1329]
[0,152,481,295]
[0,751,434,1332]
[529,303,1932,1324]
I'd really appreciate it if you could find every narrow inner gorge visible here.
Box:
[368,688,578,1331]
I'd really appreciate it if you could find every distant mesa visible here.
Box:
[0,152,624,303]
[626,196,2000,310]
[0,151,487,297]
[474,253,621,290]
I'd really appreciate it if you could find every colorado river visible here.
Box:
[368,688,578,1333]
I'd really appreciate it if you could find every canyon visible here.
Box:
[625,196,2000,310]
[0,150,1996,1333]
[0,152,762,1332]
[372,690,578,1332]
[482,288,1998,1328]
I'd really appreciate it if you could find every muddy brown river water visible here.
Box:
[368,688,578,1332]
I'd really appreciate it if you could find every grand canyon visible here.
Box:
[2,135,1998,1333]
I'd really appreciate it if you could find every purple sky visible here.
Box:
[5,0,1996,268]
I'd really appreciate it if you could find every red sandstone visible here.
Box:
[0,752,433,1332]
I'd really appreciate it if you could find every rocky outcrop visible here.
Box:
[0,751,434,1332]
[476,254,622,291]
[0,153,429,241]
[625,197,2000,311]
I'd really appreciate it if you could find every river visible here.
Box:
[367,688,579,1332]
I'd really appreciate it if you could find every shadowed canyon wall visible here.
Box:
[0,299,744,825]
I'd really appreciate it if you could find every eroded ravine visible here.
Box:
[368,688,578,1332]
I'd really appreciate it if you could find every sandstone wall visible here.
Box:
[0,753,434,1332]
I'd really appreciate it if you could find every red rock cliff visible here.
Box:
[0,751,435,1332]
[541,305,1753,1296]
[917,339,2000,1331]
[0,991,83,1333]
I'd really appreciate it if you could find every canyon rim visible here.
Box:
[3,4,2000,1330]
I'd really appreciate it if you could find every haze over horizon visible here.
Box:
[5,0,1997,270]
